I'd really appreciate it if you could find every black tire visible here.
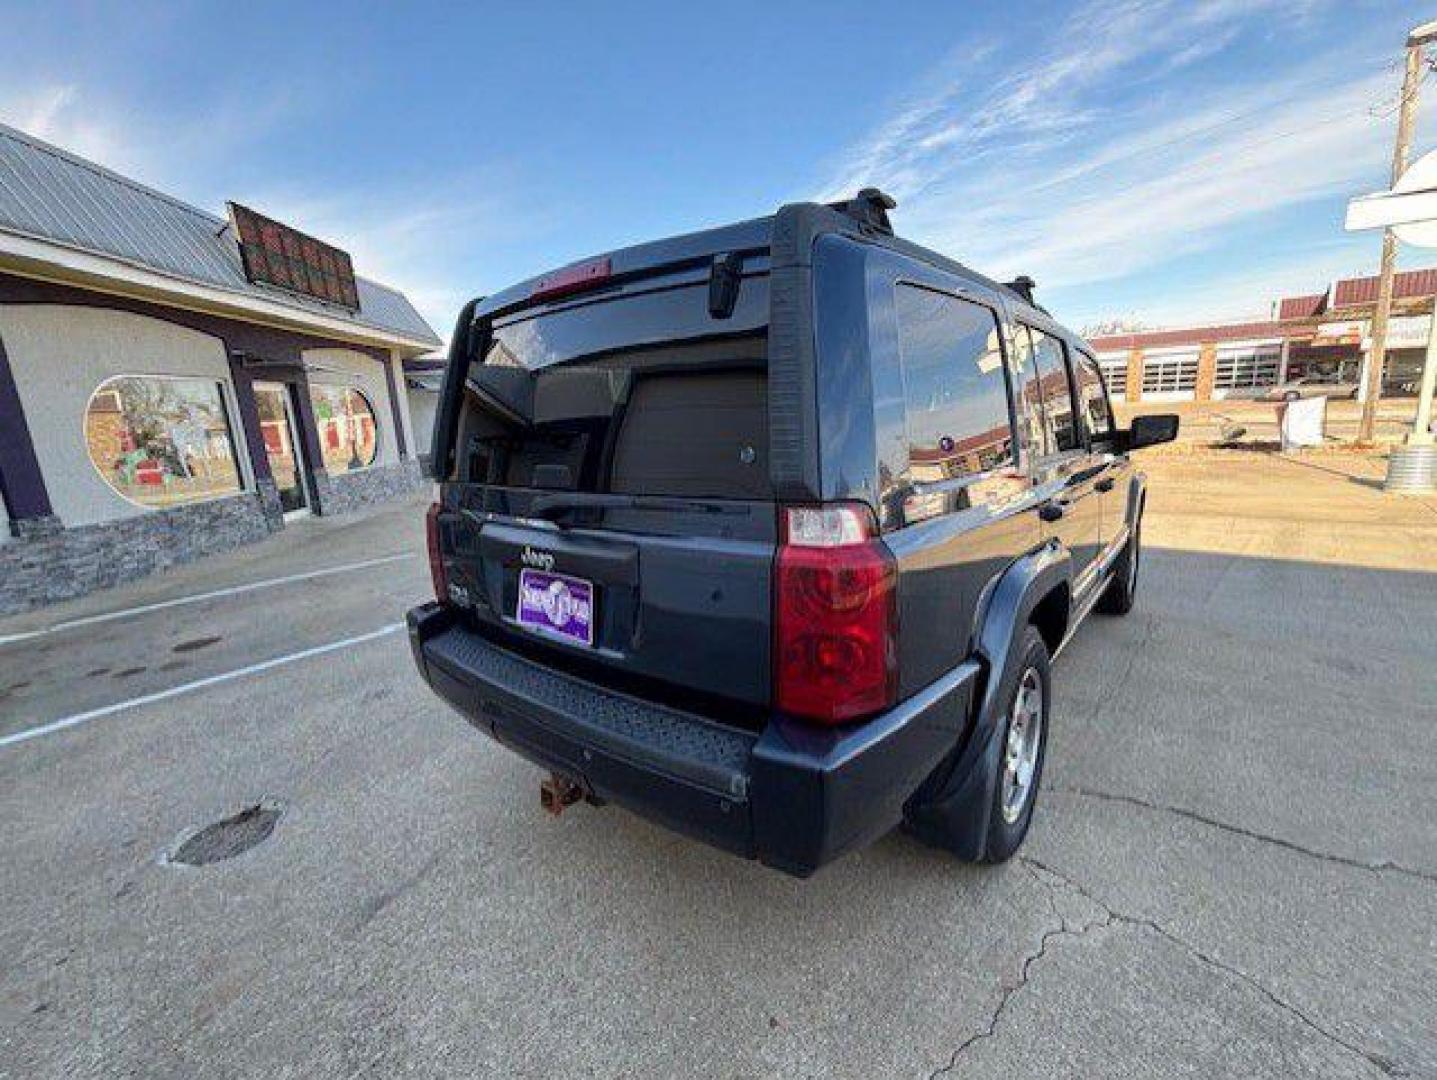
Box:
[979,625,1051,864]
[1098,511,1140,615]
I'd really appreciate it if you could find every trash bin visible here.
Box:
[1277,395,1326,450]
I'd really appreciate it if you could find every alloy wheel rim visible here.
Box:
[1000,669,1044,825]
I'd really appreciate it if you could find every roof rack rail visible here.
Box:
[828,188,897,234]
[1005,275,1037,304]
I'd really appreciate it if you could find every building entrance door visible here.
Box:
[253,381,310,517]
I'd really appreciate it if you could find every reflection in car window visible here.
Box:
[893,284,1019,520]
[1012,326,1049,459]
[1073,351,1113,442]
[1028,328,1080,453]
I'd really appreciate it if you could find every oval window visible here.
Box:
[309,385,379,474]
[84,376,243,508]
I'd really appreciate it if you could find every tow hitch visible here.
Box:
[540,772,584,816]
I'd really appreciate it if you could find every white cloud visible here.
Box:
[1,84,130,169]
[0,81,512,337]
[814,0,1408,324]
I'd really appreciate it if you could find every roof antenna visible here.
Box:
[831,187,897,234]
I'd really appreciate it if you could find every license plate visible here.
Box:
[516,568,595,646]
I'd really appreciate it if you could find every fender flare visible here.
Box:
[904,541,1073,858]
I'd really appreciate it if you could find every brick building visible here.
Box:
[1088,268,1437,404]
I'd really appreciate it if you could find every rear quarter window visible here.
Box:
[893,284,1016,521]
[1027,327,1081,453]
[1073,350,1114,442]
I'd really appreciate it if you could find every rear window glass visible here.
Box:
[894,284,1013,480]
[456,334,770,500]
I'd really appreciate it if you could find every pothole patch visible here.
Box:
[167,801,282,867]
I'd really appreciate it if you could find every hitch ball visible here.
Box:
[540,773,584,816]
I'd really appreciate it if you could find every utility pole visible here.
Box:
[1358,36,1428,444]
[1343,19,1437,485]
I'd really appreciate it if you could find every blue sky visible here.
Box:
[2,0,1434,341]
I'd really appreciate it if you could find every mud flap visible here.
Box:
[901,702,1002,860]
[901,541,1071,860]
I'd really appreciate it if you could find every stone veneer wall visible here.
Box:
[311,459,427,517]
[0,482,284,617]
[0,461,429,617]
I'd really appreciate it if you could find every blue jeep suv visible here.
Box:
[407,190,1177,876]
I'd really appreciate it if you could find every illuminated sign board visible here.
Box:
[228,203,360,311]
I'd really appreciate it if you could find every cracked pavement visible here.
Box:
[1,456,1434,1078]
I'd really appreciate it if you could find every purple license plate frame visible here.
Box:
[516,568,595,647]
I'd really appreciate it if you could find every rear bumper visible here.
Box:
[408,603,978,876]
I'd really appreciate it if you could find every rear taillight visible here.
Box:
[774,503,898,725]
[426,502,448,603]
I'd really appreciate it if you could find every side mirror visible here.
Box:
[1124,413,1179,451]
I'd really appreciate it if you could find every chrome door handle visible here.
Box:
[1039,501,1066,522]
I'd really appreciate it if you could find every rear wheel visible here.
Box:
[979,626,1051,863]
[1098,514,1141,615]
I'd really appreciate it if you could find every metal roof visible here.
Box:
[0,122,439,346]
[1331,267,1437,309]
[1089,320,1288,352]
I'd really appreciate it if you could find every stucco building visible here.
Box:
[402,355,447,475]
[0,123,441,614]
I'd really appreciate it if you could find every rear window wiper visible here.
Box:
[529,493,640,526]
[527,492,750,526]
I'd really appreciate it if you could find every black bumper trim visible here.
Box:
[423,621,755,800]
[408,603,980,876]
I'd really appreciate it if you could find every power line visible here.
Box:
[1031,59,1415,190]
[1368,59,1435,118]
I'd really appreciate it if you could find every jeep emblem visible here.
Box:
[521,546,555,572]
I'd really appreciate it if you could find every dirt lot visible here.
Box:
[1117,396,1426,448]
[0,450,1433,1078]
[1141,445,1437,570]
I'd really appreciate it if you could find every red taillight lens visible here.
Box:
[426,502,448,603]
[774,504,898,725]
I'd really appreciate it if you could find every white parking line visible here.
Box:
[0,552,418,648]
[0,622,405,750]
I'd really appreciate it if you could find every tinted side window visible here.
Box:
[1073,350,1113,442]
[895,285,1012,474]
[1028,328,1079,453]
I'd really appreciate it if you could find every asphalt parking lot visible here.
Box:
[1,453,1434,1078]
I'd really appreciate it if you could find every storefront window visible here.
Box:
[84,376,243,508]
[309,385,379,474]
